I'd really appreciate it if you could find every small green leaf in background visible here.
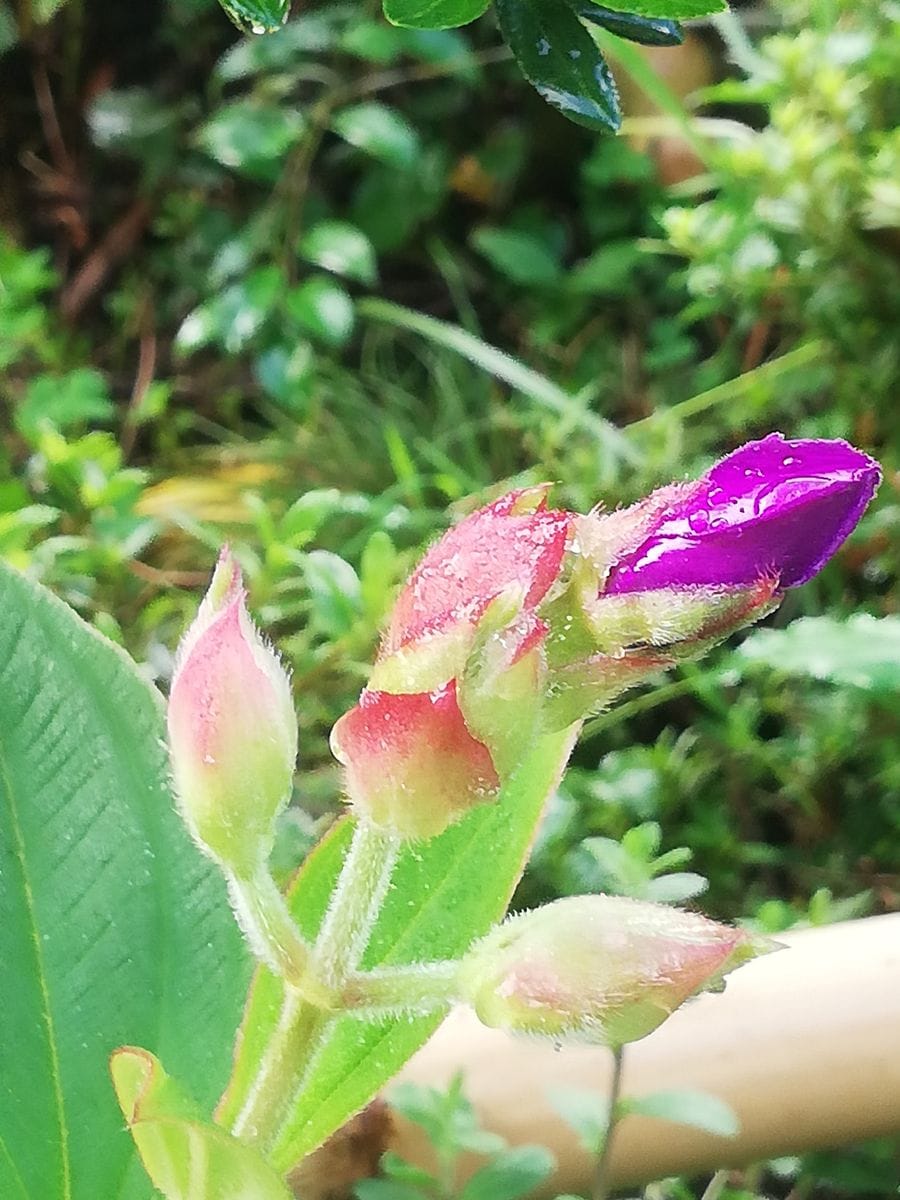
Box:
[583,0,722,15]
[215,14,339,82]
[566,240,643,296]
[548,1086,608,1153]
[196,100,305,181]
[495,0,621,132]
[177,265,282,355]
[299,221,378,285]
[286,275,356,347]
[303,548,363,637]
[341,18,407,61]
[471,227,562,287]
[332,102,422,169]
[620,1089,740,1137]
[16,367,114,442]
[737,615,900,692]
[0,1,18,54]
[216,0,290,34]
[576,5,682,46]
[111,1048,292,1200]
[458,1145,556,1200]
[383,0,490,31]
[0,562,248,1200]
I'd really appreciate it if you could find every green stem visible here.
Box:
[313,820,401,987]
[228,821,401,1152]
[593,1045,625,1200]
[229,987,326,1145]
[340,960,461,1015]
[226,867,333,1007]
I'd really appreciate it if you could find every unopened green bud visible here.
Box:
[458,895,773,1047]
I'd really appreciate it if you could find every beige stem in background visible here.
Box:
[392,914,900,1193]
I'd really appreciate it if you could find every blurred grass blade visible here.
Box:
[357,297,638,464]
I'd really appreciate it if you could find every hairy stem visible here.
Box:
[226,866,333,1007]
[229,821,400,1152]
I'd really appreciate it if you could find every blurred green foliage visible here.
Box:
[1,0,898,1194]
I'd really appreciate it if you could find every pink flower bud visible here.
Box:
[385,486,572,658]
[329,682,499,841]
[458,895,771,1046]
[167,548,298,875]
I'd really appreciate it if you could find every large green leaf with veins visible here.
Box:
[0,562,250,1200]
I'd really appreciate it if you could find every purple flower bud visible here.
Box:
[605,434,880,594]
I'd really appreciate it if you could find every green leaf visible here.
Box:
[177,266,282,355]
[215,0,290,34]
[583,0,722,15]
[471,228,562,287]
[575,4,682,46]
[111,1048,292,1199]
[737,615,900,692]
[383,0,490,31]
[341,18,406,61]
[0,562,249,1200]
[495,0,621,132]
[458,1145,556,1200]
[196,100,304,181]
[620,1089,740,1137]
[285,275,355,347]
[298,221,378,285]
[16,368,114,441]
[215,14,339,81]
[0,2,19,54]
[566,240,643,295]
[355,1181,430,1200]
[547,1086,608,1152]
[332,103,422,169]
[218,728,578,1170]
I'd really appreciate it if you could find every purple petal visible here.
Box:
[606,433,880,594]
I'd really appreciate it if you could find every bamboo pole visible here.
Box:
[392,913,900,1192]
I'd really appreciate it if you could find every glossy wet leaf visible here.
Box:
[216,0,290,34]
[0,562,249,1200]
[383,0,490,30]
[217,727,578,1170]
[495,0,621,132]
[196,100,304,181]
[298,221,378,285]
[112,1049,292,1200]
[332,102,422,169]
[575,3,682,46]
[285,275,355,347]
[583,0,724,16]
